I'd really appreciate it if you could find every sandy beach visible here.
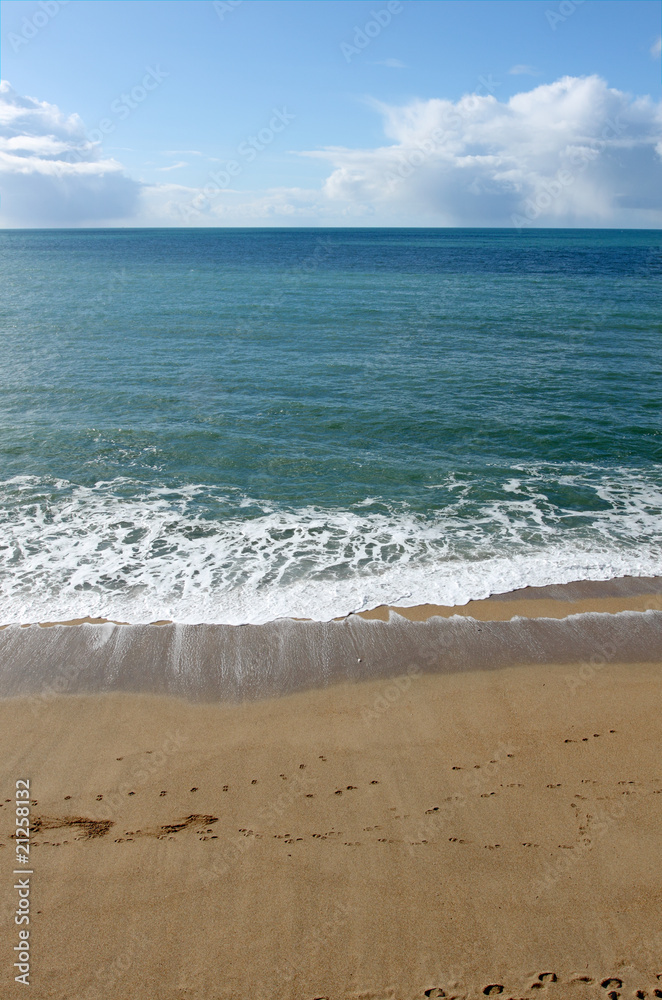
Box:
[1,584,662,998]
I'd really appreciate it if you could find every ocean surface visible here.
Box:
[0,228,660,625]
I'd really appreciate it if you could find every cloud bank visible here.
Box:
[1,75,661,227]
[306,75,662,227]
[0,81,140,224]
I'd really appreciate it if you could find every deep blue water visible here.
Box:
[0,228,660,623]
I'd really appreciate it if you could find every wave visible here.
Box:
[0,467,660,624]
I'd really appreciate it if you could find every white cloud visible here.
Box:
[0,80,140,225]
[155,160,188,172]
[133,181,342,227]
[301,75,662,227]
[508,64,539,76]
[652,36,662,59]
[373,58,406,69]
[2,75,661,228]
[160,149,205,156]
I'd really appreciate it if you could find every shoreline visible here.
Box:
[0,604,660,705]
[2,574,661,630]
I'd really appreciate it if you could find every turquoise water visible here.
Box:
[0,228,660,623]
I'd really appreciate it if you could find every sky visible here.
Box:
[0,0,661,227]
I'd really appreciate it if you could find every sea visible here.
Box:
[0,228,660,625]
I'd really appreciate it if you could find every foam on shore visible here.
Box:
[2,470,661,625]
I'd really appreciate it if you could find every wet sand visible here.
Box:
[1,660,662,999]
[1,577,661,997]
[0,602,661,702]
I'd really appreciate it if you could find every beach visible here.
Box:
[1,650,661,999]
[1,583,662,998]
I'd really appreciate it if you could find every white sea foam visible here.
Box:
[0,470,660,624]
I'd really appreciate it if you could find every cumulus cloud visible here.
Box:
[0,81,141,225]
[301,75,662,226]
[2,75,661,227]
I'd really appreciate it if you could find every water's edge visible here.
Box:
[1,608,660,703]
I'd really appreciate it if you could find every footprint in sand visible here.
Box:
[160,791,167,797]
[531,972,557,988]
[482,986,503,996]
[157,815,218,838]
[424,990,447,998]
[33,816,114,840]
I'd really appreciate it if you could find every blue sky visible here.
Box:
[0,0,661,226]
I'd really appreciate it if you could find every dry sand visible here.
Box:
[1,657,662,999]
